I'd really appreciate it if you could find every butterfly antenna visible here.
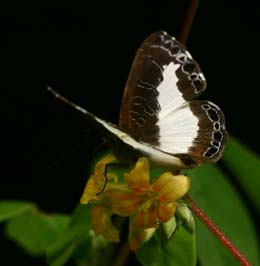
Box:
[82,127,94,134]
[44,135,99,173]
[96,162,130,195]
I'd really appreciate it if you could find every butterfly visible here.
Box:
[48,31,228,170]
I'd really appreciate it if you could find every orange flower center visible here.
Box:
[139,190,159,212]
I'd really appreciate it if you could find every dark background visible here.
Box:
[1,1,259,265]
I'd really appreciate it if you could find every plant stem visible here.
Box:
[185,194,251,266]
[113,242,131,266]
[110,217,131,266]
[178,0,200,44]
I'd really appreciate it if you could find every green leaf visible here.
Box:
[5,211,70,256]
[73,233,108,266]
[34,214,70,247]
[68,204,92,231]
[135,225,196,266]
[47,204,92,266]
[0,200,35,222]
[47,228,79,266]
[222,137,260,211]
[186,163,260,266]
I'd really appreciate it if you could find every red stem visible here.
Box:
[185,194,251,266]
[178,0,200,44]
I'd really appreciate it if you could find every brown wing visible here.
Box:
[119,31,206,146]
[119,31,227,166]
[187,101,228,163]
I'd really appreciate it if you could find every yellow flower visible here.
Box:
[108,158,190,249]
[80,154,117,204]
[90,205,119,242]
[80,154,120,242]
[80,155,190,250]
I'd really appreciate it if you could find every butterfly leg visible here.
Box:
[96,162,129,195]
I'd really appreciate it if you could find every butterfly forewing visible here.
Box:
[119,31,227,166]
[120,31,206,140]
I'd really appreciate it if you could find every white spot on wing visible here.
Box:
[155,63,199,154]
[185,51,193,59]
[157,103,199,154]
[199,72,206,81]
[157,62,185,119]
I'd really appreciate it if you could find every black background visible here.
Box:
[1,1,260,265]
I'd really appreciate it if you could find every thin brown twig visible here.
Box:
[110,217,131,266]
[178,0,200,44]
[113,242,131,266]
[185,194,251,266]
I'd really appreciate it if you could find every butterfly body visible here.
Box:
[48,31,228,169]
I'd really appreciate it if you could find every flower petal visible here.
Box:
[94,154,116,175]
[109,189,143,216]
[126,158,150,193]
[152,172,174,192]
[129,214,156,250]
[134,207,159,228]
[153,173,190,203]
[128,226,147,250]
[157,202,176,223]
[91,205,119,242]
[80,174,101,204]
[80,154,117,204]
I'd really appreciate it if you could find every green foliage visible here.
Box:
[0,200,35,222]
[0,137,259,265]
[185,145,260,266]
[46,204,92,266]
[136,225,196,266]
[6,211,70,256]
[222,137,260,211]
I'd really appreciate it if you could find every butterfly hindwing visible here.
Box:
[156,100,228,165]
